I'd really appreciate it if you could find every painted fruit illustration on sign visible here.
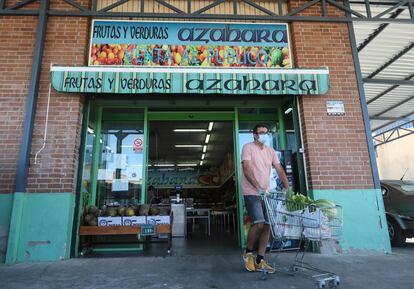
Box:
[89,44,292,68]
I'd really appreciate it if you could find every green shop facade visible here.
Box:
[1,18,391,264]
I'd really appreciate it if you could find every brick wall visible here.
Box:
[27,11,89,193]
[289,1,374,189]
[0,0,90,194]
[0,16,37,194]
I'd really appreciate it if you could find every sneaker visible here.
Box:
[255,260,276,274]
[243,252,256,272]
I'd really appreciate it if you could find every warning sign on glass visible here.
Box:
[133,137,144,153]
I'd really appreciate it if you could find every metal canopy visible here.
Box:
[2,0,413,191]
[351,1,414,135]
[0,0,414,23]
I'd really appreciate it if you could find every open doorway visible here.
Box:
[148,120,238,255]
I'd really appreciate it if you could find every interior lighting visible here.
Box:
[175,145,203,148]
[284,108,293,114]
[177,163,198,167]
[154,164,175,167]
[205,134,211,144]
[203,145,207,153]
[87,127,94,134]
[174,129,207,132]
[208,122,214,131]
[201,154,205,160]
[199,161,204,166]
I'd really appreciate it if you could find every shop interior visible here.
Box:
[147,120,238,254]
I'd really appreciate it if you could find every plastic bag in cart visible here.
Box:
[304,225,332,240]
[302,208,332,240]
[302,207,328,228]
[275,209,302,239]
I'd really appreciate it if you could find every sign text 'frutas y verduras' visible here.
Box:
[89,20,292,68]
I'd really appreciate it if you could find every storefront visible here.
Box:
[47,19,333,255]
[0,1,391,264]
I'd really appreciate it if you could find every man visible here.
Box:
[242,124,289,273]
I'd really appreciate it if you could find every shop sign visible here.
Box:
[147,169,221,189]
[51,66,330,95]
[89,20,292,69]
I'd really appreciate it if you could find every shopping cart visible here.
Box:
[261,193,343,289]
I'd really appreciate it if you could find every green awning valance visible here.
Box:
[51,66,330,95]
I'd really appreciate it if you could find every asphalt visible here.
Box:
[1,241,414,289]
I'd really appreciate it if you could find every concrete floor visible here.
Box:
[1,235,414,289]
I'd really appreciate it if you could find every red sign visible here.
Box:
[133,137,143,153]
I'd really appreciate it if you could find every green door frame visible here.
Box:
[74,101,303,254]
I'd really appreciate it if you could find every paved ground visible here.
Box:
[1,242,414,289]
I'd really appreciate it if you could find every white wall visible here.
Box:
[376,134,414,180]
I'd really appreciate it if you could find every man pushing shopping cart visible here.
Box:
[241,124,289,273]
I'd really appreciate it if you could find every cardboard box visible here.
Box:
[122,216,147,226]
[98,216,123,226]
[147,215,171,225]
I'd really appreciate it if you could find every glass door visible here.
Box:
[92,108,147,208]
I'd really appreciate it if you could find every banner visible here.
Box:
[89,20,292,68]
[51,66,330,95]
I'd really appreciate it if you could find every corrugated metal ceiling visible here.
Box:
[351,2,414,132]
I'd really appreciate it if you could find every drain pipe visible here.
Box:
[34,82,52,164]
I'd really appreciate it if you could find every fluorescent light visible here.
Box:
[87,127,94,134]
[175,145,203,148]
[99,139,102,143]
[199,160,204,166]
[205,134,211,144]
[208,122,214,131]
[177,163,198,167]
[284,108,292,114]
[154,164,175,167]
[201,154,205,160]
[105,146,111,151]
[203,145,207,153]
[174,129,207,132]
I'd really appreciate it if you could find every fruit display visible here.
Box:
[82,204,170,226]
[89,43,291,68]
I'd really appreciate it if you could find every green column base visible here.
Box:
[5,192,75,264]
[0,194,13,264]
[310,189,391,254]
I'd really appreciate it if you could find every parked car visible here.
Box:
[381,180,414,246]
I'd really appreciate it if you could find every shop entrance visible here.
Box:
[74,101,305,257]
[147,116,238,254]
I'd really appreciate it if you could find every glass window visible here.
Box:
[96,108,145,207]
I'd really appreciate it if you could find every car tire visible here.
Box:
[387,218,406,247]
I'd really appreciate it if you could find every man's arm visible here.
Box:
[273,159,289,191]
[242,160,262,191]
